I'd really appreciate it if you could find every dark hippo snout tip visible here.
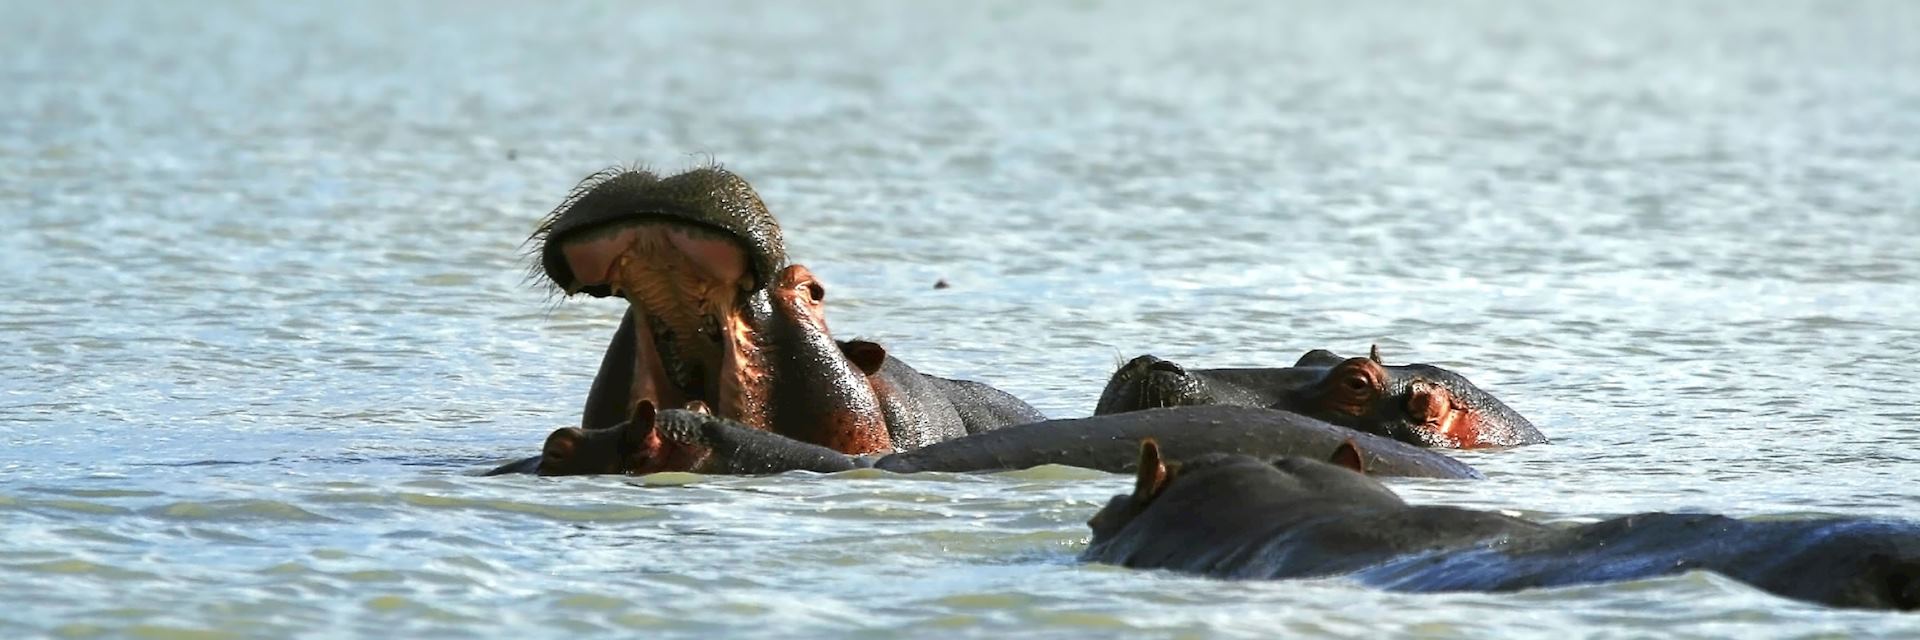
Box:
[1122,354,1184,377]
[1147,359,1185,376]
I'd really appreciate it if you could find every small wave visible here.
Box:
[394,493,666,522]
[144,500,334,523]
[10,558,159,581]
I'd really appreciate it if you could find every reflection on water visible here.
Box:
[3,0,1919,637]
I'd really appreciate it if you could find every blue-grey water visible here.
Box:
[4,1,1919,637]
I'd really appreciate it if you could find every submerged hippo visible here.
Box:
[872,405,1479,479]
[489,405,1482,480]
[532,167,1038,450]
[508,402,864,477]
[1083,441,1920,611]
[1095,347,1545,448]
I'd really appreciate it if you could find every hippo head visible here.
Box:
[531,167,787,423]
[1095,355,1213,414]
[1087,439,1397,545]
[1287,347,1543,449]
[536,402,718,476]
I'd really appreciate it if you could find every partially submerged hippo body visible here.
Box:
[873,406,1481,479]
[840,340,1047,449]
[524,404,865,477]
[491,405,1483,481]
[1095,348,1546,448]
[535,167,1039,453]
[1083,442,1920,612]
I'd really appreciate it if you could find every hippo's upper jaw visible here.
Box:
[531,167,788,422]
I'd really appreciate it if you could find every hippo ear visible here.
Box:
[1328,438,1368,475]
[840,340,888,376]
[628,399,657,427]
[1132,438,1173,502]
[624,400,660,447]
[539,427,587,475]
[1294,349,1346,368]
[1369,344,1384,364]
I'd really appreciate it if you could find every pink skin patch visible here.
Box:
[1408,382,1482,448]
[669,231,749,287]
[561,226,748,293]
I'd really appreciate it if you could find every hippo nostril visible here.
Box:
[1407,383,1454,424]
[1148,360,1185,375]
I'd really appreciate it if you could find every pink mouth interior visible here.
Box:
[558,223,762,423]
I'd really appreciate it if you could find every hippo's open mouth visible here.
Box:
[531,168,787,424]
[571,223,758,414]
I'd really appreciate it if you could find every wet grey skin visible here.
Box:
[1094,354,1315,411]
[839,340,1047,450]
[1083,446,1920,612]
[874,405,1483,479]
[758,264,892,455]
[489,405,1479,480]
[484,408,863,477]
[1095,348,1546,449]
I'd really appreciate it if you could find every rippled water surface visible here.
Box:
[5,0,1920,637]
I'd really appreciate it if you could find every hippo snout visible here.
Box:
[1146,358,1186,376]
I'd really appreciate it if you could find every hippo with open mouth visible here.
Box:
[1095,347,1546,448]
[534,167,790,432]
[531,167,1040,451]
[1082,440,1920,611]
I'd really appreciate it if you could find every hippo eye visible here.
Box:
[804,281,825,303]
[1325,358,1384,415]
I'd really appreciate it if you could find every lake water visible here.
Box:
[4,0,1919,637]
